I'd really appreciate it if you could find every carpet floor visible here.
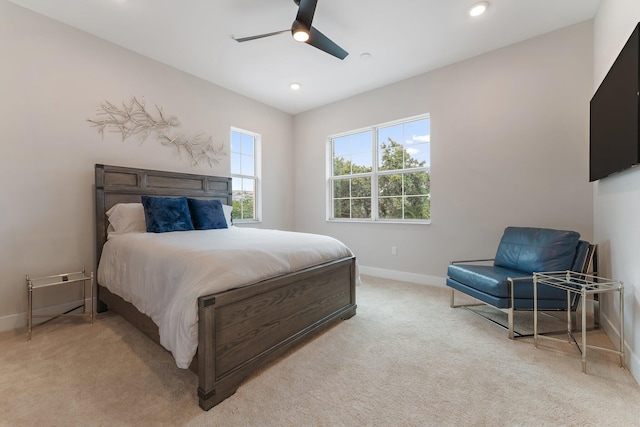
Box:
[1,275,639,426]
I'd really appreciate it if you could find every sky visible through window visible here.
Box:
[378,118,431,168]
[333,118,430,174]
[330,116,431,222]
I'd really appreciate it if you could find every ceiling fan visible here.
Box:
[233,0,348,60]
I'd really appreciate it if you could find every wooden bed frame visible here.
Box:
[94,164,357,410]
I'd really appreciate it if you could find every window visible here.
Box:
[328,115,430,223]
[230,128,261,222]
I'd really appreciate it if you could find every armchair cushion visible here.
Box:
[447,264,565,301]
[493,227,580,274]
[447,264,528,299]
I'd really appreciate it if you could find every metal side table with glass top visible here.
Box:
[533,271,624,373]
[26,268,94,341]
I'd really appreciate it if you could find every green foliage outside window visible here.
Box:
[377,139,430,220]
[332,132,430,221]
[231,196,254,220]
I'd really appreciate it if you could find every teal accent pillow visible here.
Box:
[141,196,194,233]
[188,198,228,230]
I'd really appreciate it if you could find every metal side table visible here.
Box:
[533,271,623,373]
[26,268,94,341]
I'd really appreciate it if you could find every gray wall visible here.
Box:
[293,22,594,285]
[0,1,294,327]
[593,0,640,385]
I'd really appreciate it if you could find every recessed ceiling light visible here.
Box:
[290,82,301,90]
[360,52,372,60]
[469,1,489,17]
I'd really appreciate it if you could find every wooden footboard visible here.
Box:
[196,256,356,410]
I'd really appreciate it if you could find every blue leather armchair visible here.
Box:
[447,227,596,339]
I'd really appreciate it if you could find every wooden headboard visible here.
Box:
[94,164,232,286]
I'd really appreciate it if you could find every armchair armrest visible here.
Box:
[450,258,494,265]
[508,275,534,282]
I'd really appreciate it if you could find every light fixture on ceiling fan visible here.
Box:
[233,0,348,60]
[291,19,310,42]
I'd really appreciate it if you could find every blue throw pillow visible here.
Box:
[188,198,228,230]
[141,196,194,233]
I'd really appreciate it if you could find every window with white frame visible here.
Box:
[329,115,430,222]
[230,128,260,222]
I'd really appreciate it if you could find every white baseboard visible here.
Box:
[627,344,640,386]
[358,265,446,287]
[0,299,91,333]
[599,311,640,385]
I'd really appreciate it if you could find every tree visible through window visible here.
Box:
[329,115,430,222]
[231,128,259,221]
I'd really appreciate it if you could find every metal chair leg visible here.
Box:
[509,278,515,339]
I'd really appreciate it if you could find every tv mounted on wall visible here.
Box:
[589,22,640,182]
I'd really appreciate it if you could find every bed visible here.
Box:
[94,164,357,410]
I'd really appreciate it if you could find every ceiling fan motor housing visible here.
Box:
[236,0,348,60]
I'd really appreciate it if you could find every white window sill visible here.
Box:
[326,219,431,225]
[233,219,262,225]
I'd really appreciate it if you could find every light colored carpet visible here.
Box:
[1,275,639,426]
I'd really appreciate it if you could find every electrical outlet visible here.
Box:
[391,246,397,255]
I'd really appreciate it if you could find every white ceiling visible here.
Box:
[10,0,601,114]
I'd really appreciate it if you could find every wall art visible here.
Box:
[88,96,225,166]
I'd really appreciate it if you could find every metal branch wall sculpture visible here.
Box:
[88,97,225,166]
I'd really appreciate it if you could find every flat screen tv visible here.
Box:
[590,22,640,182]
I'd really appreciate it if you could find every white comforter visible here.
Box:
[97,227,355,368]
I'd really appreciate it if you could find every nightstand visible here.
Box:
[26,267,94,341]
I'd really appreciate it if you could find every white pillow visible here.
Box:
[222,204,233,227]
[106,203,146,237]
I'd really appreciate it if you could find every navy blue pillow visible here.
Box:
[187,198,228,230]
[141,196,194,233]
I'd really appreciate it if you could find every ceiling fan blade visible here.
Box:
[296,0,318,28]
[233,29,289,43]
[307,26,348,60]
